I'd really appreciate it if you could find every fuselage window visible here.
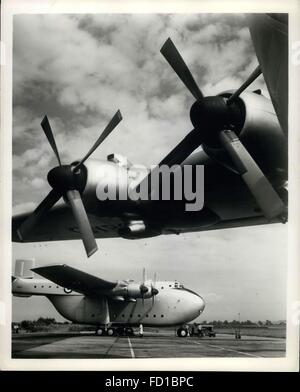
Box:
[56,286,59,288]
[49,286,51,288]
[161,315,164,318]
[122,314,125,318]
[41,285,44,288]
[91,314,95,317]
[169,285,172,287]
[130,314,132,318]
[161,287,164,289]
[138,314,141,318]
[34,285,37,288]
[146,314,149,317]
[153,314,156,318]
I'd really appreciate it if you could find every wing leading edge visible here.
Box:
[32,264,117,296]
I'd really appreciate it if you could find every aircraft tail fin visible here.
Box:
[14,259,35,279]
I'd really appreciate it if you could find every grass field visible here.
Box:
[215,326,286,339]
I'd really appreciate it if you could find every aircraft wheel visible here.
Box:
[177,328,188,337]
[96,328,104,336]
[107,328,115,336]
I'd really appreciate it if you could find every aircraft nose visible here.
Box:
[196,295,205,315]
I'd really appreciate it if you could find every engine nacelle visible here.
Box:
[126,283,143,298]
[204,90,287,181]
[235,90,286,178]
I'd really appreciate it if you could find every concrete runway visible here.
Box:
[12,331,285,358]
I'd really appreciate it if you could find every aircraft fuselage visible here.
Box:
[12,277,205,327]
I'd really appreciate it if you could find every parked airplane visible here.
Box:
[12,14,288,257]
[12,260,205,337]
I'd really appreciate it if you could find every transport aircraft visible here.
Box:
[12,259,205,337]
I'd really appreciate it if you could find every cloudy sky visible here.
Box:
[12,13,287,323]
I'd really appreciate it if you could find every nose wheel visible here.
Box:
[177,327,188,337]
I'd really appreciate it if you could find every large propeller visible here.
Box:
[151,272,158,305]
[17,110,123,257]
[140,268,149,305]
[149,37,286,221]
[139,268,159,306]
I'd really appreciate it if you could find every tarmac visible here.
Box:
[12,330,285,358]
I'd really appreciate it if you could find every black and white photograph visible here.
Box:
[1,0,299,373]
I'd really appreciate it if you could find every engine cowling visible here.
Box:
[203,90,287,181]
[127,282,153,299]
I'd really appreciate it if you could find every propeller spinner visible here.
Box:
[17,111,123,257]
[157,37,286,221]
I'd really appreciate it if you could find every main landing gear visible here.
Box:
[95,326,134,337]
[95,327,115,336]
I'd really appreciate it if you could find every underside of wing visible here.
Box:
[32,264,117,296]
[12,204,124,242]
[162,215,279,235]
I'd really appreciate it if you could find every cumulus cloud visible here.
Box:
[13,13,260,205]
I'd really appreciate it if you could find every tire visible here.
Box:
[96,328,104,336]
[107,328,115,336]
[177,328,187,337]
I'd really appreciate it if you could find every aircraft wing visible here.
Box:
[32,264,118,296]
[249,13,288,134]
[12,203,124,242]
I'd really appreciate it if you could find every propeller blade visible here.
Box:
[152,287,159,296]
[74,110,122,171]
[219,129,287,220]
[41,116,62,166]
[17,189,62,240]
[227,65,262,105]
[135,129,202,195]
[161,38,204,101]
[66,190,98,257]
[142,267,146,284]
[152,273,158,305]
[159,129,202,167]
